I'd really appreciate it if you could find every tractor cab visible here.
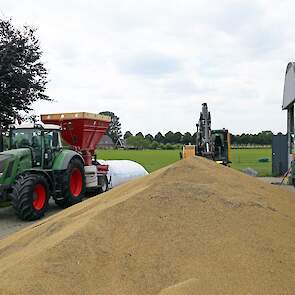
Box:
[9,123,62,169]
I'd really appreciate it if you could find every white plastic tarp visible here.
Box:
[98,160,148,188]
[283,62,295,109]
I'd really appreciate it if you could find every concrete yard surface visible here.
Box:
[0,200,61,240]
[259,177,295,193]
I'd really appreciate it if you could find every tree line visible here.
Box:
[231,131,273,146]
[121,130,273,150]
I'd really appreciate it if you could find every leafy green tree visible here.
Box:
[136,132,144,138]
[181,132,192,144]
[123,131,133,139]
[173,132,183,144]
[145,134,154,142]
[258,131,272,145]
[231,131,273,145]
[151,141,159,149]
[126,135,151,149]
[155,132,165,143]
[164,131,174,144]
[0,19,49,132]
[126,136,137,148]
[164,131,183,144]
[99,111,122,143]
[164,143,174,150]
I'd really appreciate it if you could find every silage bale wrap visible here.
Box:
[98,159,149,188]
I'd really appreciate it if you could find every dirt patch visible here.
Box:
[0,157,295,295]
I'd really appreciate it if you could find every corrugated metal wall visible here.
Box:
[272,134,288,176]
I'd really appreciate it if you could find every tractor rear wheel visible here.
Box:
[11,174,49,221]
[55,158,85,208]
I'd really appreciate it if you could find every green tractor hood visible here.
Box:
[0,148,32,186]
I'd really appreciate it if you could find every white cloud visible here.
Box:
[1,0,294,135]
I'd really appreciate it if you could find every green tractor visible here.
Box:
[0,123,86,220]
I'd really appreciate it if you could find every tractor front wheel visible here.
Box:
[55,158,85,208]
[11,174,49,221]
[98,175,108,193]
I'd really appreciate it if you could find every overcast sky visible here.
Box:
[1,0,294,135]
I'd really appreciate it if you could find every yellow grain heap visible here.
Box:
[0,157,294,295]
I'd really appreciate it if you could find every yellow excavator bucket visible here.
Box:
[182,145,196,159]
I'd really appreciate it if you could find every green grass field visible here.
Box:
[230,148,272,176]
[97,148,272,176]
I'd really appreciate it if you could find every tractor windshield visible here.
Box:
[10,129,42,150]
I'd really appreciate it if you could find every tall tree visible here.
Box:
[164,131,174,144]
[181,132,192,144]
[123,131,133,139]
[0,19,49,129]
[155,132,165,143]
[99,111,122,142]
[173,132,183,144]
[136,132,144,138]
[145,134,154,142]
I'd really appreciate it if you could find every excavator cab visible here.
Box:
[211,129,230,165]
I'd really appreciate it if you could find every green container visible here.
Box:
[258,157,269,163]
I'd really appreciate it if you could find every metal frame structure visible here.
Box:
[282,62,295,169]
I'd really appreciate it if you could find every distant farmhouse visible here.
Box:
[97,135,114,149]
[97,136,128,149]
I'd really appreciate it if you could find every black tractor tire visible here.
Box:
[98,175,109,194]
[11,174,50,221]
[54,158,86,208]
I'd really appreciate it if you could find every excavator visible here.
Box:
[183,103,231,165]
